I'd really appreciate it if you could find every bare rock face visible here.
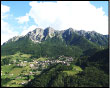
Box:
[25,27,108,46]
[27,28,44,42]
[44,27,55,38]
[26,27,56,43]
[3,26,108,47]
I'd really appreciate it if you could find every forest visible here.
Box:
[1,34,109,87]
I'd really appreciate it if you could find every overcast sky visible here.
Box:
[1,1,108,45]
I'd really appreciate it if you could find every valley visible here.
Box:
[1,27,109,87]
[1,52,82,87]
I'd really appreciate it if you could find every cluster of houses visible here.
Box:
[1,56,74,86]
[2,56,74,75]
[2,56,74,77]
[16,56,74,70]
[31,56,74,69]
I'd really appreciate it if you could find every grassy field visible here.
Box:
[1,52,46,87]
[36,57,48,61]
[9,68,24,76]
[1,52,33,87]
[63,65,83,76]
[1,65,14,73]
[1,52,82,87]
[4,79,27,87]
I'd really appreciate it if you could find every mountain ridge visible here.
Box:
[3,27,108,46]
[1,27,109,87]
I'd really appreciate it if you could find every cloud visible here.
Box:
[1,4,18,45]
[27,1,108,34]
[1,4,10,19]
[1,1,108,45]
[16,13,29,24]
[21,25,37,35]
[1,19,19,45]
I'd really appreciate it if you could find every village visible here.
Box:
[15,56,74,72]
[1,55,74,87]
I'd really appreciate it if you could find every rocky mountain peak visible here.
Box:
[76,30,86,36]
[67,28,74,32]
[32,28,44,35]
[44,27,55,38]
[27,28,44,43]
[64,28,75,35]
[3,26,108,46]
[25,27,56,43]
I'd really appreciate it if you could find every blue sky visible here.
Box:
[1,1,31,16]
[1,1,108,45]
[90,1,108,16]
[1,1,108,16]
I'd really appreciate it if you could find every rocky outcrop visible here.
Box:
[26,27,56,43]
[3,26,108,46]
[26,28,44,42]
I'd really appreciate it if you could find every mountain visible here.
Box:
[1,27,109,87]
[26,27,57,43]
[1,27,108,57]
[62,28,98,51]
[75,30,108,46]
[3,27,108,46]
